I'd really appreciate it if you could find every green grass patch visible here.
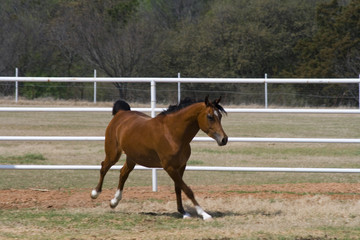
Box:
[187,160,204,165]
[0,153,46,164]
[316,226,360,239]
[0,209,138,231]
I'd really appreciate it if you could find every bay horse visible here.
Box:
[91,96,228,220]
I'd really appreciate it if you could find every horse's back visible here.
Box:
[109,110,151,132]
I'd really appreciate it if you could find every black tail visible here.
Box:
[112,100,131,115]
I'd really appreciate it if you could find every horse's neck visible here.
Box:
[165,103,204,144]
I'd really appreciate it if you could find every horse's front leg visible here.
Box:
[166,166,212,220]
[175,166,191,219]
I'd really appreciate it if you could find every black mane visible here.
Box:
[160,97,227,116]
[160,97,198,115]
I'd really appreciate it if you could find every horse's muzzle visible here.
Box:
[215,135,228,146]
[212,133,228,146]
[219,136,228,146]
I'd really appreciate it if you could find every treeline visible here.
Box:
[0,0,359,106]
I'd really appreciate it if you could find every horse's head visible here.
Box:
[198,96,228,146]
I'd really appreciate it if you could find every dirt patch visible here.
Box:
[1,183,360,210]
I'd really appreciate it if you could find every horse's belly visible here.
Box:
[124,149,162,168]
[136,159,162,168]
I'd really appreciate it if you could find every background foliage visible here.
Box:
[0,0,359,105]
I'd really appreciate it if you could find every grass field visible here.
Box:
[1,99,360,239]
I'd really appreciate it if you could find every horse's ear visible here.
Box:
[214,96,222,104]
[205,95,210,106]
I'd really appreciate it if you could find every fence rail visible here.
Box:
[2,107,360,114]
[1,164,360,173]
[1,76,359,83]
[1,136,360,143]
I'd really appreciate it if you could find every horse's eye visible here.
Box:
[207,114,215,121]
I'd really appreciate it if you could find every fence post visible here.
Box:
[15,68,18,103]
[150,80,158,192]
[94,70,97,103]
[359,74,360,109]
[178,73,181,103]
[264,73,268,108]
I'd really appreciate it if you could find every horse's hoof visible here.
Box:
[110,199,119,208]
[91,190,100,199]
[203,214,213,221]
[183,212,191,219]
[195,206,212,221]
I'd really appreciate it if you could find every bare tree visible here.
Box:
[69,0,160,99]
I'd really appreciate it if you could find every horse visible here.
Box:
[91,96,228,220]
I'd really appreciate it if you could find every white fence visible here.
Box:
[2,164,360,173]
[1,76,359,83]
[1,136,360,143]
[1,76,360,191]
[2,107,360,114]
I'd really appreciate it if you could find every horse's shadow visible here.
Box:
[139,210,241,219]
[139,207,283,219]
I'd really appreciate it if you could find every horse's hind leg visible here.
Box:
[110,158,135,208]
[91,151,121,199]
